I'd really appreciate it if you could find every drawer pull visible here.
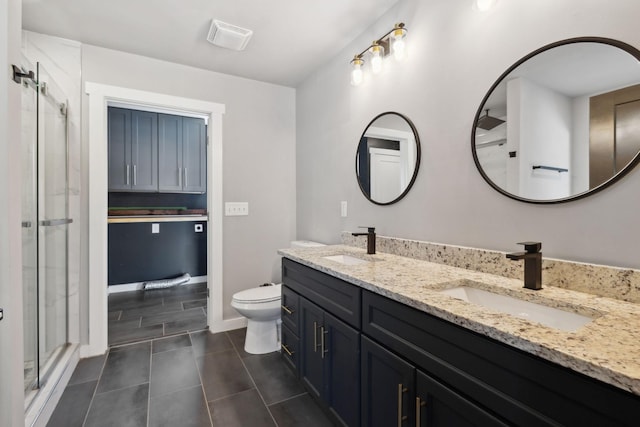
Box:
[281,305,293,315]
[397,384,408,427]
[281,344,294,356]
[321,326,328,359]
[416,397,426,426]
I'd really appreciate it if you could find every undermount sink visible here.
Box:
[439,286,594,332]
[323,254,370,266]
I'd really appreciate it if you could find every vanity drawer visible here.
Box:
[281,285,299,335]
[281,324,299,376]
[362,290,640,426]
[282,258,361,328]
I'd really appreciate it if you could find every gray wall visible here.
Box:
[296,0,640,271]
[81,44,297,320]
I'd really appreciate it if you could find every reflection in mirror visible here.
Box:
[356,112,420,205]
[473,38,640,203]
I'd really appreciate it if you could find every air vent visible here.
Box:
[206,19,253,51]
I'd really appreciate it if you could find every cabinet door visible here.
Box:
[324,312,360,427]
[416,370,509,427]
[108,107,132,190]
[130,110,158,191]
[182,117,206,193]
[361,336,415,427]
[158,113,183,192]
[299,297,324,400]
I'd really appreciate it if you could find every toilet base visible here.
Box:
[244,319,280,354]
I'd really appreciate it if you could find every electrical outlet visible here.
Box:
[341,201,348,217]
[225,202,249,216]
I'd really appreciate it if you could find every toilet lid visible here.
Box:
[232,284,282,303]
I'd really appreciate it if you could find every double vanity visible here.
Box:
[278,243,640,426]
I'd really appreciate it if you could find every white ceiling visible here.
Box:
[22,0,400,87]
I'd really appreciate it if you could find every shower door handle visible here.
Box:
[41,218,73,227]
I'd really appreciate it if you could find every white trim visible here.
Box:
[211,316,248,333]
[84,82,225,357]
[107,275,208,294]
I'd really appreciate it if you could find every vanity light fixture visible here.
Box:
[350,22,407,86]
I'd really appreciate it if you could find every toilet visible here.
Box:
[231,240,325,354]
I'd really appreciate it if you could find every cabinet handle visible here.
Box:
[126,164,130,185]
[178,167,182,187]
[313,321,318,352]
[281,305,293,315]
[133,164,137,186]
[415,397,426,427]
[281,344,294,356]
[184,167,188,188]
[397,384,408,427]
[320,326,328,359]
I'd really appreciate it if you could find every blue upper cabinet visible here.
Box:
[109,107,206,194]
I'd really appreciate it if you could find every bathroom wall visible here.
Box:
[81,44,297,320]
[0,0,26,423]
[296,0,640,270]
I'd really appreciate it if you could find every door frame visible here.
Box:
[84,82,225,357]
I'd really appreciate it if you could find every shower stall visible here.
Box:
[18,58,72,407]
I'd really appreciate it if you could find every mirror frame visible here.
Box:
[471,37,640,204]
[356,111,421,205]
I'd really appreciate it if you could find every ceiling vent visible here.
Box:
[206,19,253,51]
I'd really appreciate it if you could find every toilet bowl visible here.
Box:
[231,284,282,354]
[231,240,325,354]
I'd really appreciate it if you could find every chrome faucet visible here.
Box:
[506,242,542,290]
[352,227,376,254]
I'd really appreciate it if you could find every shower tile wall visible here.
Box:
[23,31,83,344]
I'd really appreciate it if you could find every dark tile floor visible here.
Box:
[108,282,208,346]
[47,329,334,427]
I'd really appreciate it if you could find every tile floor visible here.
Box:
[108,282,208,346]
[47,328,334,427]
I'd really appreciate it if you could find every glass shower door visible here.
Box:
[21,60,70,394]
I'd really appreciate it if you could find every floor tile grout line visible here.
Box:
[189,332,215,426]
[80,350,110,426]
[266,391,309,407]
[147,343,153,427]
[229,331,280,427]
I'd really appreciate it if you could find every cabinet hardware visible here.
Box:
[313,321,318,352]
[281,344,294,356]
[321,326,328,359]
[416,397,426,426]
[281,305,293,315]
[178,167,182,187]
[184,167,188,188]
[126,164,130,185]
[397,384,408,427]
[133,165,137,186]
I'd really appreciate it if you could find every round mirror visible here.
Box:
[472,37,640,203]
[356,112,421,205]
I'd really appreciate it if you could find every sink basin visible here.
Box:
[439,286,594,332]
[323,254,370,266]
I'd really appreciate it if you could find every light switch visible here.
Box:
[225,202,249,216]
[152,223,160,233]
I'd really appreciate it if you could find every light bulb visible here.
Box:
[350,57,364,86]
[476,0,496,11]
[392,27,406,61]
[370,44,383,74]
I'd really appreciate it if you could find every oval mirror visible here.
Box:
[356,112,421,205]
[472,37,640,203]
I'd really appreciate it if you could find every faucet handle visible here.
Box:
[358,226,375,233]
[517,242,541,253]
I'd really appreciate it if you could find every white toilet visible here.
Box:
[231,240,325,354]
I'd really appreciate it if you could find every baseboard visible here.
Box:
[107,275,208,294]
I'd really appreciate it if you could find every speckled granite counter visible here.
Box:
[278,244,640,396]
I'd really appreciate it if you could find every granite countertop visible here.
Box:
[278,244,640,396]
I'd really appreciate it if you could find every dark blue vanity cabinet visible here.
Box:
[108,107,158,192]
[282,259,361,427]
[282,258,640,427]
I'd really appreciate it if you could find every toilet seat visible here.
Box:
[232,284,281,304]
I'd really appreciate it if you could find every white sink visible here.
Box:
[439,286,594,332]
[323,254,370,266]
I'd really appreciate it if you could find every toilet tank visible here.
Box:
[290,240,325,248]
